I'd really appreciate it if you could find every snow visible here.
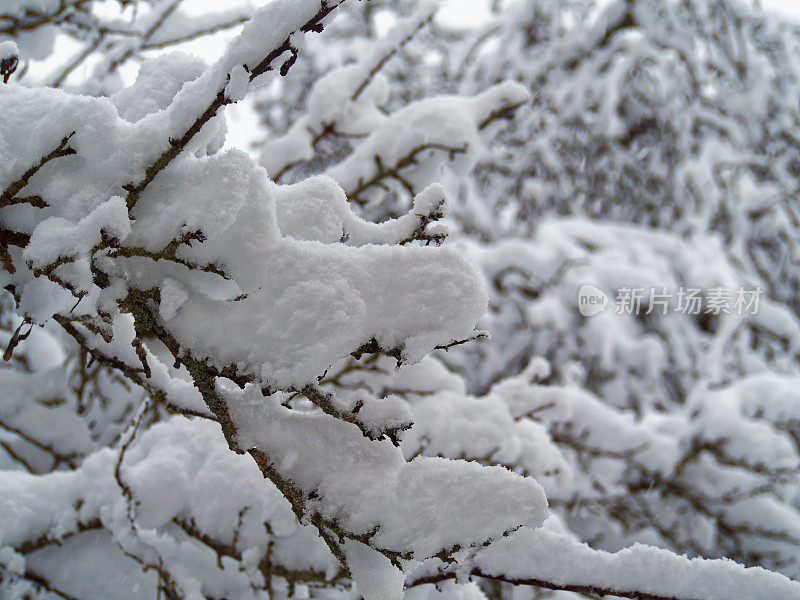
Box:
[408,581,489,600]
[343,540,406,600]
[158,278,189,321]
[0,365,94,459]
[3,72,489,386]
[25,530,157,600]
[3,1,800,599]
[217,0,335,77]
[0,545,24,575]
[325,82,529,201]
[274,176,453,247]
[24,196,130,269]
[225,65,250,103]
[402,388,571,491]
[224,383,548,558]
[122,158,488,386]
[16,276,76,324]
[0,1,60,13]
[691,384,800,471]
[347,391,413,439]
[0,40,19,60]
[260,4,528,191]
[154,232,487,388]
[470,527,800,600]
[0,416,341,597]
[259,4,438,178]
[111,52,207,123]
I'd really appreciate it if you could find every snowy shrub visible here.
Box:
[251,0,800,585]
[1,1,799,600]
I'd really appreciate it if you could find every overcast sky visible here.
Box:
[760,0,800,18]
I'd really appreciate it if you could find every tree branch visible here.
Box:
[408,569,685,600]
[124,0,347,211]
[348,143,468,205]
[0,133,76,208]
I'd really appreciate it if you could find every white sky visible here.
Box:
[760,0,800,18]
[438,0,495,28]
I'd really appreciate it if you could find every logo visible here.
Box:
[578,284,609,317]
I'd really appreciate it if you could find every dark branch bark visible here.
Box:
[0,133,75,208]
[351,13,433,101]
[348,143,468,205]
[408,569,686,600]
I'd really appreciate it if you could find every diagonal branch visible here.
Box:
[0,133,76,208]
[142,16,250,51]
[348,143,468,205]
[1,568,83,600]
[105,0,183,76]
[409,569,685,600]
[351,12,433,101]
[123,0,347,212]
[53,315,215,421]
